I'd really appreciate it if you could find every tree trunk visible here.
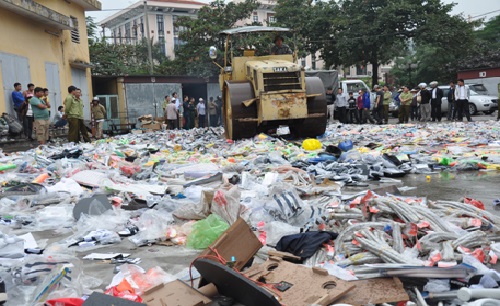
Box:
[371,61,379,87]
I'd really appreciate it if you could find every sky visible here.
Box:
[87,0,500,24]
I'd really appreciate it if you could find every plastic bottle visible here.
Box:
[0,164,16,171]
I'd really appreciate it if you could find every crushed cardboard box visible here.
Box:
[141,280,212,306]
[243,258,355,306]
[201,218,262,271]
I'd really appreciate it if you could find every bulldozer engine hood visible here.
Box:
[245,60,301,73]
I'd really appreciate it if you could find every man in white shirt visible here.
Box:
[454,79,471,122]
[336,88,348,124]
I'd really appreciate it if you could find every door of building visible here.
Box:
[0,52,31,115]
[95,95,119,131]
[45,62,61,119]
[71,68,90,120]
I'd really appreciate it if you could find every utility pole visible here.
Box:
[143,0,154,74]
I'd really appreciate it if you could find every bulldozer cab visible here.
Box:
[211,26,327,140]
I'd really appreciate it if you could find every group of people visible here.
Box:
[162,93,223,130]
[11,82,107,144]
[332,79,476,125]
[11,83,52,143]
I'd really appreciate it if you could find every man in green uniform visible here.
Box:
[398,86,412,124]
[66,87,90,143]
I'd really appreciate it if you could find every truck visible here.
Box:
[211,26,327,140]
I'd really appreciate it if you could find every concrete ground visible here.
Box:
[3,112,500,304]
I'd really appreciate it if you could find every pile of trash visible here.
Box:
[0,121,500,306]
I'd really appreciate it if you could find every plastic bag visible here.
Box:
[424,279,450,293]
[186,214,230,249]
[211,184,245,225]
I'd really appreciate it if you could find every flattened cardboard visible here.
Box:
[141,280,211,306]
[194,258,281,306]
[334,277,409,306]
[201,218,262,271]
[83,292,146,306]
[142,123,162,131]
[244,258,355,306]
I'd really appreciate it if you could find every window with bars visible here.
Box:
[125,22,131,43]
[159,36,166,54]
[156,14,164,33]
[132,20,138,39]
[268,15,276,24]
[69,16,80,43]
[253,15,258,22]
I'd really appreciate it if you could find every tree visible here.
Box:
[274,0,339,66]
[474,15,500,51]
[173,0,258,77]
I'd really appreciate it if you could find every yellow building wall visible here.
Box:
[0,1,93,114]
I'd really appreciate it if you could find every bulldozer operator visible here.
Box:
[270,35,292,55]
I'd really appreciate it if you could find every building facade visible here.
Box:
[0,0,101,119]
[100,0,205,59]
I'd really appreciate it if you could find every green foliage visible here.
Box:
[89,38,170,76]
[172,0,258,77]
[85,16,98,44]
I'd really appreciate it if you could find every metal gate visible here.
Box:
[125,83,182,123]
[0,52,31,115]
[45,62,61,117]
[95,95,119,131]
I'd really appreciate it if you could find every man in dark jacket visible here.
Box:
[430,81,444,122]
[418,83,432,122]
[447,81,456,121]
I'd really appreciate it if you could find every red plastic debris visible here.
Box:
[464,197,485,210]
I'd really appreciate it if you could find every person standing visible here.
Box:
[23,83,34,99]
[216,96,223,126]
[357,90,364,124]
[162,95,170,114]
[66,88,90,143]
[30,87,50,145]
[186,98,196,129]
[347,92,358,123]
[20,97,34,140]
[182,96,191,130]
[360,89,375,124]
[336,88,348,124]
[91,97,106,139]
[417,83,431,122]
[447,81,456,121]
[326,87,335,124]
[197,98,207,128]
[410,88,419,121]
[373,85,384,124]
[429,81,443,122]
[165,97,177,130]
[454,79,472,122]
[12,83,24,121]
[208,97,218,127]
[398,86,412,124]
[382,85,392,124]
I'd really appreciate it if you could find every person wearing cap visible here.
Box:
[410,88,420,121]
[398,86,412,124]
[417,83,431,122]
[66,88,90,143]
[429,81,443,122]
[271,35,292,55]
[91,97,106,139]
[165,96,178,130]
[196,98,207,128]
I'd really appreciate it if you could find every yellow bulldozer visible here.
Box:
[210,26,327,140]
